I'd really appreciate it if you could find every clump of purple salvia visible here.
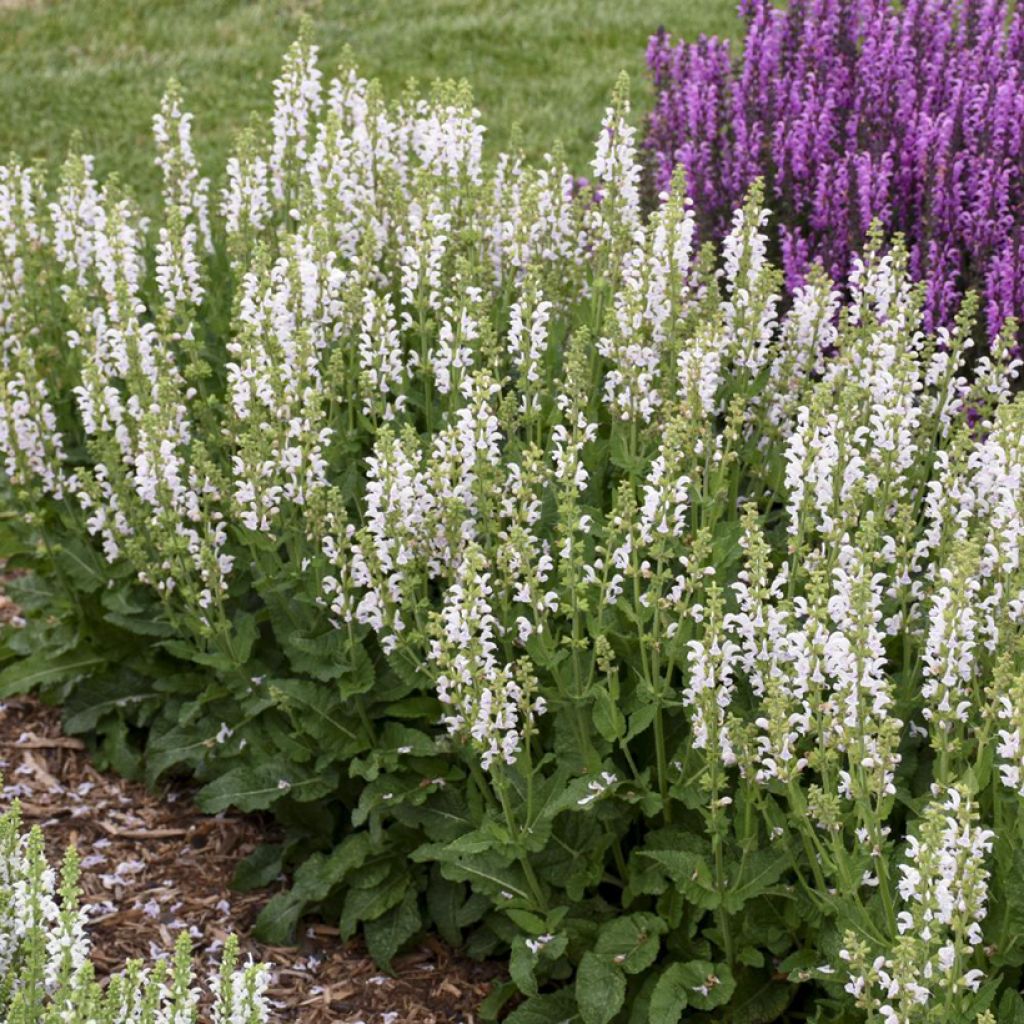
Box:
[646,0,1024,342]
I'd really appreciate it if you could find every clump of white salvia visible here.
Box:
[269,28,323,206]
[7,43,1024,1024]
[221,126,272,259]
[726,506,811,784]
[719,182,780,378]
[428,544,545,771]
[153,82,211,318]
[921,544,981,763]
[684,582,739,769]
[588,73,642,255]
[822,527,902,806]
[839,785,993,1023]
[153,81,212,250]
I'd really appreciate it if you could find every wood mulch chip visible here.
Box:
[0,694,504,1022]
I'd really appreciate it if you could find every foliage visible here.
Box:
[646,0,1024,339]
[0,780,270,1023]
[2,34,1024,1023]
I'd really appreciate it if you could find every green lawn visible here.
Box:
[0,0,737,209]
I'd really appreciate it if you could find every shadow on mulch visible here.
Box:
[0,694,505,1022]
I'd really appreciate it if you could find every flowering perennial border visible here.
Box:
[1,31,1024,1024]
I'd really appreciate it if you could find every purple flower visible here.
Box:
[646,0,1024,343]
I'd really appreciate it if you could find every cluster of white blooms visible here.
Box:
[428,546,545,770]
[598,186,697,424]
[840,786,993,1022]
[589,75,642,244]
[684,586,739,767]
[221,130,271,251]
[269,32,324,204]
[153,83,212,316]
[726,513,812,785]
[719,193,779,377]
[507,278,552,412]
[824,536,902,803]
[763,269,839,438]
[921,561,980,739]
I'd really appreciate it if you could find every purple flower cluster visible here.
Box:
[646,0,1024,337]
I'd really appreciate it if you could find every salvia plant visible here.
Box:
[0,781,271,1023]
[645,0,1024,340]
[1,27,1024,1024]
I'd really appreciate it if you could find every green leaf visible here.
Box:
[728,969,794,1024]
[254,833,376,944]
[103,611,176,637]
[339,870,409,939]
[270,676,364,748]
[0,647,105,698]
[592,688,625,743]
[161,639,237,672]
[594,913,666,975]
[688,962,735,1012]
[625,704,657,742]
[649,961,734,1021]
[648,963,690,1024]
[510,939,540,997]
[365,887,420,970]
[425,873,464,947]
[638,849,719,909]
[195,764,292,813]
[144,722,218,786]
[253,891,304,946]
[721,847,790,913]
[432,848,531,902]
[54,537,107,592]
[232,843,289,892]
[576,951,626,1024]
[229,611,259,664]
[63,670,153,732]
[393,788,475,842]
[5,574,57,612]
[505,989,579,1024]
[998,989,1024,1024]
[279,625,372,685]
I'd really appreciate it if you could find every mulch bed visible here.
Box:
[0,693,504,1021]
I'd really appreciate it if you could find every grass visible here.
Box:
[0,0,738,210]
